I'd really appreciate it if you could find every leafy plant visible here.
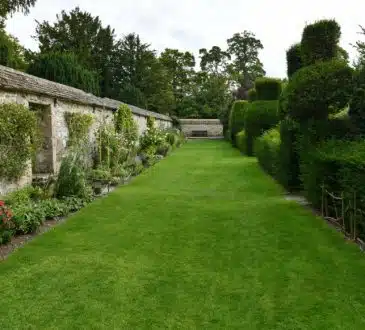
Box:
[0,103,39,180]
[0,200,14,244]
[89,166,112,183]
[65,112,93,146]
[55,146,92,199]
[114,104,138,150]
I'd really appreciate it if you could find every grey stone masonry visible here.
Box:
[0,65,172,195]
[0,65,171,121]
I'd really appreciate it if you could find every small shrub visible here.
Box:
[285,60,353,121]
[114,104,138,150]
[4,186,39,205]
[301,19,341,65]
[12,203,46,234]
[0,200,14,244]
[55,146,92,199]
[89,166,112,183]
[286,43,303,78]
[139,117,166,152]
[228,101,249,144]
[248,88,257,102]
[254,127,281,178]
[156,142,171,157]
[255,78,282,101]
[235,130,247,154]
[244,101,279,156]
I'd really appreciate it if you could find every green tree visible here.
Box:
[199,46,230,74]
[159,48,196,106]
[27,52,100,95]
[227,31,265,98]
[0,27,27,70]
[0,0,36,19]
[35,7,115,97]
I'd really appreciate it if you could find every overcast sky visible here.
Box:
[5,0,365,78]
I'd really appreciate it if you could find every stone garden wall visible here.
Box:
[180,119,223,137]
[0,65,172,195]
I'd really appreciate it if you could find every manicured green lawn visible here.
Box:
[1,140,365,329]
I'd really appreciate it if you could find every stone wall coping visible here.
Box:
[0,65,171,121]
[180,118,222,125]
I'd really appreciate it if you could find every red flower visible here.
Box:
[0,201,4,207]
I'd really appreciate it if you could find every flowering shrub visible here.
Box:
[139,116,166,152]
[0,200,14,244]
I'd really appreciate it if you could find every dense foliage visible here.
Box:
[27,52,100,95]
[228,101,249,144]
[254,77,282,100]
[254,127,280,179]
[286,43,302,78]
[301,19,341,66]
[244,100,279,156]
[65,112,93,146]
[235,130,247,154]
[0,28,27,70]
[284,60,353,121]
[0,103,39,180]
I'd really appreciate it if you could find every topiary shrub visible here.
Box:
[247,88,257,102]
[228,100,249,145]
[254,127,281,179]
[285,60,353,121]
[300,139,365,240]
[254,77,282,101]
[349,88,365,134]
[0,103,39,180]
[244,100,279,156]
[278,118,301,190]
[235,130,247,154]
[301,19,341,66]
[286,43,303,78]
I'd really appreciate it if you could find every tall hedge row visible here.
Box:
[284,60,353,121]
[301,19,341,66]
[286,43,303,78]
[244,100,279,156]
[228,101,249,145]
[255,78,282,101]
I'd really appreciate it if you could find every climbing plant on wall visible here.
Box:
[0,103,39,180]
[114,104,138,149]
[64,112,94,147]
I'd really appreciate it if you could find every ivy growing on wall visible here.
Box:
[114,104,138,149]
[0,103,40,180]
[65,112,94,146]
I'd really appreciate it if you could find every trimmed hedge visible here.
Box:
[301,139,365,240]
[278,118,301,190]
[255,77,282,101]
[349,88,365,134]
[248,88,257,102]
[254,127,280,178]
[285,60,353,121]
[244,100,279,156]
[286,43,303,78]
[301,19,341,66]
[235,130,247,154]
[229,100,249,145]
